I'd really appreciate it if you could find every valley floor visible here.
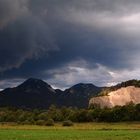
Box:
[0,122,140,140]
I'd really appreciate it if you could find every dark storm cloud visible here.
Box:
[0,16,57,71]
[0,0,57,71]
[1,0,140,88]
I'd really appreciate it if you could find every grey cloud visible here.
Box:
[0,78,24,89]
[48,0,140,70]
[0,0,28,28]
[45,60,114,89]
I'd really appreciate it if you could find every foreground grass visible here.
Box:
[0,122,140,140]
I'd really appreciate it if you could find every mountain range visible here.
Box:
[0,78,102,109]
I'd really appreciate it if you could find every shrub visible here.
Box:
[22,120,33,125]
[36,120,45,125]
[45,119,54,126]
[62,120,73,126]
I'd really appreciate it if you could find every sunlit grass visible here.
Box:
[0,122,140,130]
[0,122,140,140]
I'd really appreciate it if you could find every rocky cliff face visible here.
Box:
[89,86,140,108]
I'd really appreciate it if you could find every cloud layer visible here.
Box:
[0,0,140,89]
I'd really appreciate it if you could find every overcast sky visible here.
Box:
[0,0,140,89]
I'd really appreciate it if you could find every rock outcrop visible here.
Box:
[89,86,140,108]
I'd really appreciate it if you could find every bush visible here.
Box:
[62,120,73,126]
[22,120,33,125]
[45,119,54,126]
[36,120,46,125]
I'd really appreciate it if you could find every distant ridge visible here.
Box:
[0,78,102,109]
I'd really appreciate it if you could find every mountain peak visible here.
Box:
[17,78,52,90]
[64,83,101,96]
[25,78,46,83]
[71,83,97,89]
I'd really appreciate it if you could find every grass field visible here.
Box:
[0,122,140,140]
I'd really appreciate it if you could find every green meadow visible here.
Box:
[0,122,140,140]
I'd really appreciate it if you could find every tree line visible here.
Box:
[0,103,139,125]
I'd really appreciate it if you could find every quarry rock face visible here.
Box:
[89,86,140,108]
